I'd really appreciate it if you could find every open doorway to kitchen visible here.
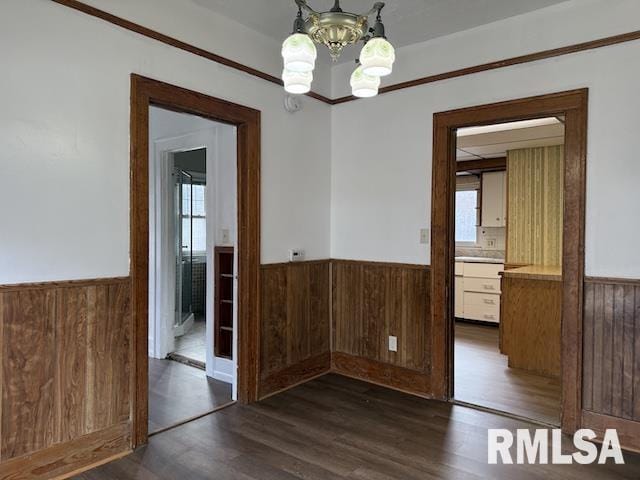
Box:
[430,90,587,433]
[130,75,261,447]
[454,117,565,425]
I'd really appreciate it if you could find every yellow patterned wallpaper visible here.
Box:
[506,145,564,266]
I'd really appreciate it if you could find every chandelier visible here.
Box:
[282,0,396,98]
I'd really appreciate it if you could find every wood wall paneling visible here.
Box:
[583,279,640,421]
[1,289,56,460]
[259,261,331,398]
[0,278,131,477]
[331,260,431,393]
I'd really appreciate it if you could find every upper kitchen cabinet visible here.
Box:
[481,171,506,227]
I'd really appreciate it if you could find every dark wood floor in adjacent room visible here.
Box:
[77,374,639,480]
[148,358,233,434]
[454,321,561,425]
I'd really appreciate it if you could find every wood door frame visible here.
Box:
[431,89,588,433]
[130,74,261,447]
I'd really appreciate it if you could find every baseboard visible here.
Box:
[0,422,131,480]
[331,352,432,398]
[259,351,331,399]
[581,411,640,454]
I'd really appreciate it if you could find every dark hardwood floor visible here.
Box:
[148,358,233,434]
[455,321,561,425]
[77,374,639,479]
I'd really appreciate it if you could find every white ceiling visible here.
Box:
[192,0,569,63]
[457,117,565,161]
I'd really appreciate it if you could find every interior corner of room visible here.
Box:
[3,1,640,479]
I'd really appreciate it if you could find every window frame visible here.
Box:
[454,177,481,247]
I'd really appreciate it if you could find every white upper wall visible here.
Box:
[330,0,640,278]
[0,0,331,284]
[332,0,640,97]
[80,0,332,98]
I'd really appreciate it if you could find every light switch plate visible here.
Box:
[420,228,429,245]
[389,336,398,352]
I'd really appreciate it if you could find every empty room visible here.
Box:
[1,1,640,479]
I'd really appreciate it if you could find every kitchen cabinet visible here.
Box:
[481,171,506,227]
[499,265,562,377]
[455,263,464,317]
[454,260,504,324]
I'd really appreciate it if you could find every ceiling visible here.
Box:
[457,117,565,161]
[192,0,569,63]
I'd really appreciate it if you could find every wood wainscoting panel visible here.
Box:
[259,261,331,398]
[583,278,640,421]
[1,289,57,459]
[332,260,431,378]
[332,352,432,397]
[0,277,131,475]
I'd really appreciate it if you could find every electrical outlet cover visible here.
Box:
[389,336,398,352]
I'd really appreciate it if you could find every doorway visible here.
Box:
[430,89,588,433]
[130,75,261,447]
[453,117,565,425]
[146,106,240,435]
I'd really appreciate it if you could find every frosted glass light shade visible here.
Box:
[282,33,317,73]
[282,69,313,94]
[350,66,380,98]
[359,37,395,77]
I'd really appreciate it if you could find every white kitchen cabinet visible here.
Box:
[455,262,464,318]
[481,171,506,227]
[455,260,504,324]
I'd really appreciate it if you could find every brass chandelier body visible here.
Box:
[282,0,395,97]
[296,0,385,61]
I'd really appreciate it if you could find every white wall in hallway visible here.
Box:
[330,0,640,278]
[0,0,331,284]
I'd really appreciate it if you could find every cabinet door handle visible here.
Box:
[483,298,496,305]
[483,284,495,290]
[484,314,496,320]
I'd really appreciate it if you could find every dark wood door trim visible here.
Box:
[130,74,261,448]
[431,89,588,434]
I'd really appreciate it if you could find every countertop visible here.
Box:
[455,256,505,264]
[501,265,562,281]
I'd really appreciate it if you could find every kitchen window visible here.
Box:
[455,175,480,245]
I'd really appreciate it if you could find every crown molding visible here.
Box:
[51,0,640,106]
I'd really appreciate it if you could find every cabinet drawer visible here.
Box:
[464,291,500,308]
[463,304,500,323]
[463,277,501,294]
[463,263,503,279]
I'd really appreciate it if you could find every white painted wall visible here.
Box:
[330,0,640,278]
[80,0,333,98]
[0,0,331,284]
